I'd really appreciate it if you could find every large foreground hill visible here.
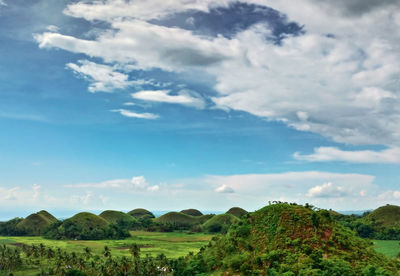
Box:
[176,203,399,275]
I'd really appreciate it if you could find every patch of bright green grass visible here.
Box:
[372,240,400,258]
[0,231,213,259]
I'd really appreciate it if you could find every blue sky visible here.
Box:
[0,0,400,218]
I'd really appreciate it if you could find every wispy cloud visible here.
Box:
[65,176,160,192]
[111,109,159,119]
[132,90,205,109]
[294,147,400,164]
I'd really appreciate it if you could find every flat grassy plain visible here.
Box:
[372,240,400,258]
[0,231,213,259]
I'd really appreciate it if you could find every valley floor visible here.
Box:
[0,231,214,259]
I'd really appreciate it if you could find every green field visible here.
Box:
[0,231,213,259]
[372,240,400,258]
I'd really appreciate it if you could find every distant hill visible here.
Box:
[155,212,214,226]
[180,209,203,216]
[226,207,248,218]
[127,208,155,219]
[179,203,399,275]
[203,213,239,233]
[16,210,57,235]
[67,212,109,230]
[99,210,138,224]
[363,204,400,228]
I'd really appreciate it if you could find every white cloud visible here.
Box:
[34,0,400,147]
[294,147,400,164]
[66,60,134,92]
[132,90,205,109]
[215,184,234,193]
[0,0,7,7]
[111,109,159,119]
[65,176,160,192]
[306,182,348,198]
[378,190,400,200]
[46,25,59,32]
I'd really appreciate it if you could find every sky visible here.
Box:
[0,0,400,219]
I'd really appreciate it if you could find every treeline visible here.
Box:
[337,214,400,240]
[0,243,173,275]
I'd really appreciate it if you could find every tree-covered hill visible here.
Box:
[175,203,400,275]
[127,208,155,219]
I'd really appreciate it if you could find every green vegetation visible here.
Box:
[180,209,203,216]
[43,212,129,240]
[15,211,58,236]
[338,204,400,240]
[127,208,155,219]
[203,213,239,233]
[364,205,400,228]
[226,206,248,218]
[0,231,213,259]
[99,210,138,225]
[373,240,400,259]
[176,203,400,275]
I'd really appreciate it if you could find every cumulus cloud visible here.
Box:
[132,90,205,109]
[111,109,159,119]
[34,0,400,147]
[215,184,234,193]
[306,182,348,198]
[294,147,400,164]
[65,176,160,192]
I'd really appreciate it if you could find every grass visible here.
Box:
[0,231,213,259]
[372,240,400,258]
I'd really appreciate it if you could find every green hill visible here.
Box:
[127,208,155,219]
[363,204,400,228]
[203,213,239,233]
[180,209,203,216]
[99,210,137,224]
[66,212,109,229]
[155,212,199,225]
[226,207,248,218]
[37,210,58,223]
[16,210,57,236]
[179,203,399,275]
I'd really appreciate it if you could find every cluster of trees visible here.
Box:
[0,243,173,275]
[336,213,400,240]
[0,218,26,236]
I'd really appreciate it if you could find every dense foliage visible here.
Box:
[0,242,171,275]
[173,203,400,275]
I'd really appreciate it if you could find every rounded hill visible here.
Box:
[16,211,57,236]
[99,210,137,224]
[203,213,239,233]
[127,208,155,219]
[67,212,109,229]
[364,204,400,228]
[155,212,199,225]
[226,207,248,218]
[180,209,203,216]
[181,203,399,275]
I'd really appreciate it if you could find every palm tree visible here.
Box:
[84,246,92,261]
[103,246,111,259]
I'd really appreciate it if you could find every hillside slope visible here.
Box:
[364,204,400,228]
[16,210,57,236]
[177,203,399,275]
